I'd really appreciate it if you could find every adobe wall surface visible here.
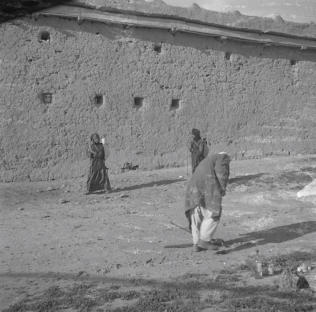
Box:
[0,13,316,182]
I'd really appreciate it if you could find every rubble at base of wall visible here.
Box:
[1,149,315,183]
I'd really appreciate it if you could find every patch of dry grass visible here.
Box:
[3,283,141,312]
[4,251,316,312]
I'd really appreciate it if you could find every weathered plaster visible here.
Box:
[0,12,315,181]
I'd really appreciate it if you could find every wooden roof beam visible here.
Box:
[35,5,316,50]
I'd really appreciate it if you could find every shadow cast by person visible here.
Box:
[229,173,265,185]
[111,178,185,193]
[228,169,314,191]
[217,221,316,254]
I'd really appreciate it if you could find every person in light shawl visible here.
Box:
[184,152,231,252]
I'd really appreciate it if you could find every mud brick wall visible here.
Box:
[0,15,316,182]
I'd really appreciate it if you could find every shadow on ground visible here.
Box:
[218,221,316,254]
[164,221,316,252]
[228,168,314,192]
[111,178,185,193]
[229,173,265,185]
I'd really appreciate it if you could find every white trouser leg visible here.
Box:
[199,207,219,242]
[190,206,203,245]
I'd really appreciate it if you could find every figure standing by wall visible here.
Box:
[189,128,209,173]
[86,133,111,194]
[184,152,231,252]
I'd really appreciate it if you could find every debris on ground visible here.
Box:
[121,162,139,172]
[59,198,69,204]
[119,193,129,198]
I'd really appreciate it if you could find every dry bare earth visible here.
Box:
[1,155,316,311]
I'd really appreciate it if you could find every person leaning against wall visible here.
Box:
[86,133,111,195]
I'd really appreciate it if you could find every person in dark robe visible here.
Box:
[189,128,208,173]
[184,152,230,252]
[86,133,111,194]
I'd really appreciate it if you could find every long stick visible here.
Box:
[170,221,191,234]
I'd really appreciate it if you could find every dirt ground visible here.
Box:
[1,155,316,311]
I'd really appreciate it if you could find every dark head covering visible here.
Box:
[192,128,200,137]
[184,153,231,224]
[90,133,100,143]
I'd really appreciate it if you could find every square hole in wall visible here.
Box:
[39,30,50,42]
[41,92,53,104]
[134,97,144,109]
[170,99,180,110]
[94,94,104,107]
[224,52,231,60]
[290,59,297,66]
[153,43,162,53]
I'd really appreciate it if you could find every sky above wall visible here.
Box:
[162,0,316,23]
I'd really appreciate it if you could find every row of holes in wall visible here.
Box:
[97,96,180,110]
[38,30,162,52]
[134,97,180,110]
[40,93,181,110]
[38,30,299,65]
